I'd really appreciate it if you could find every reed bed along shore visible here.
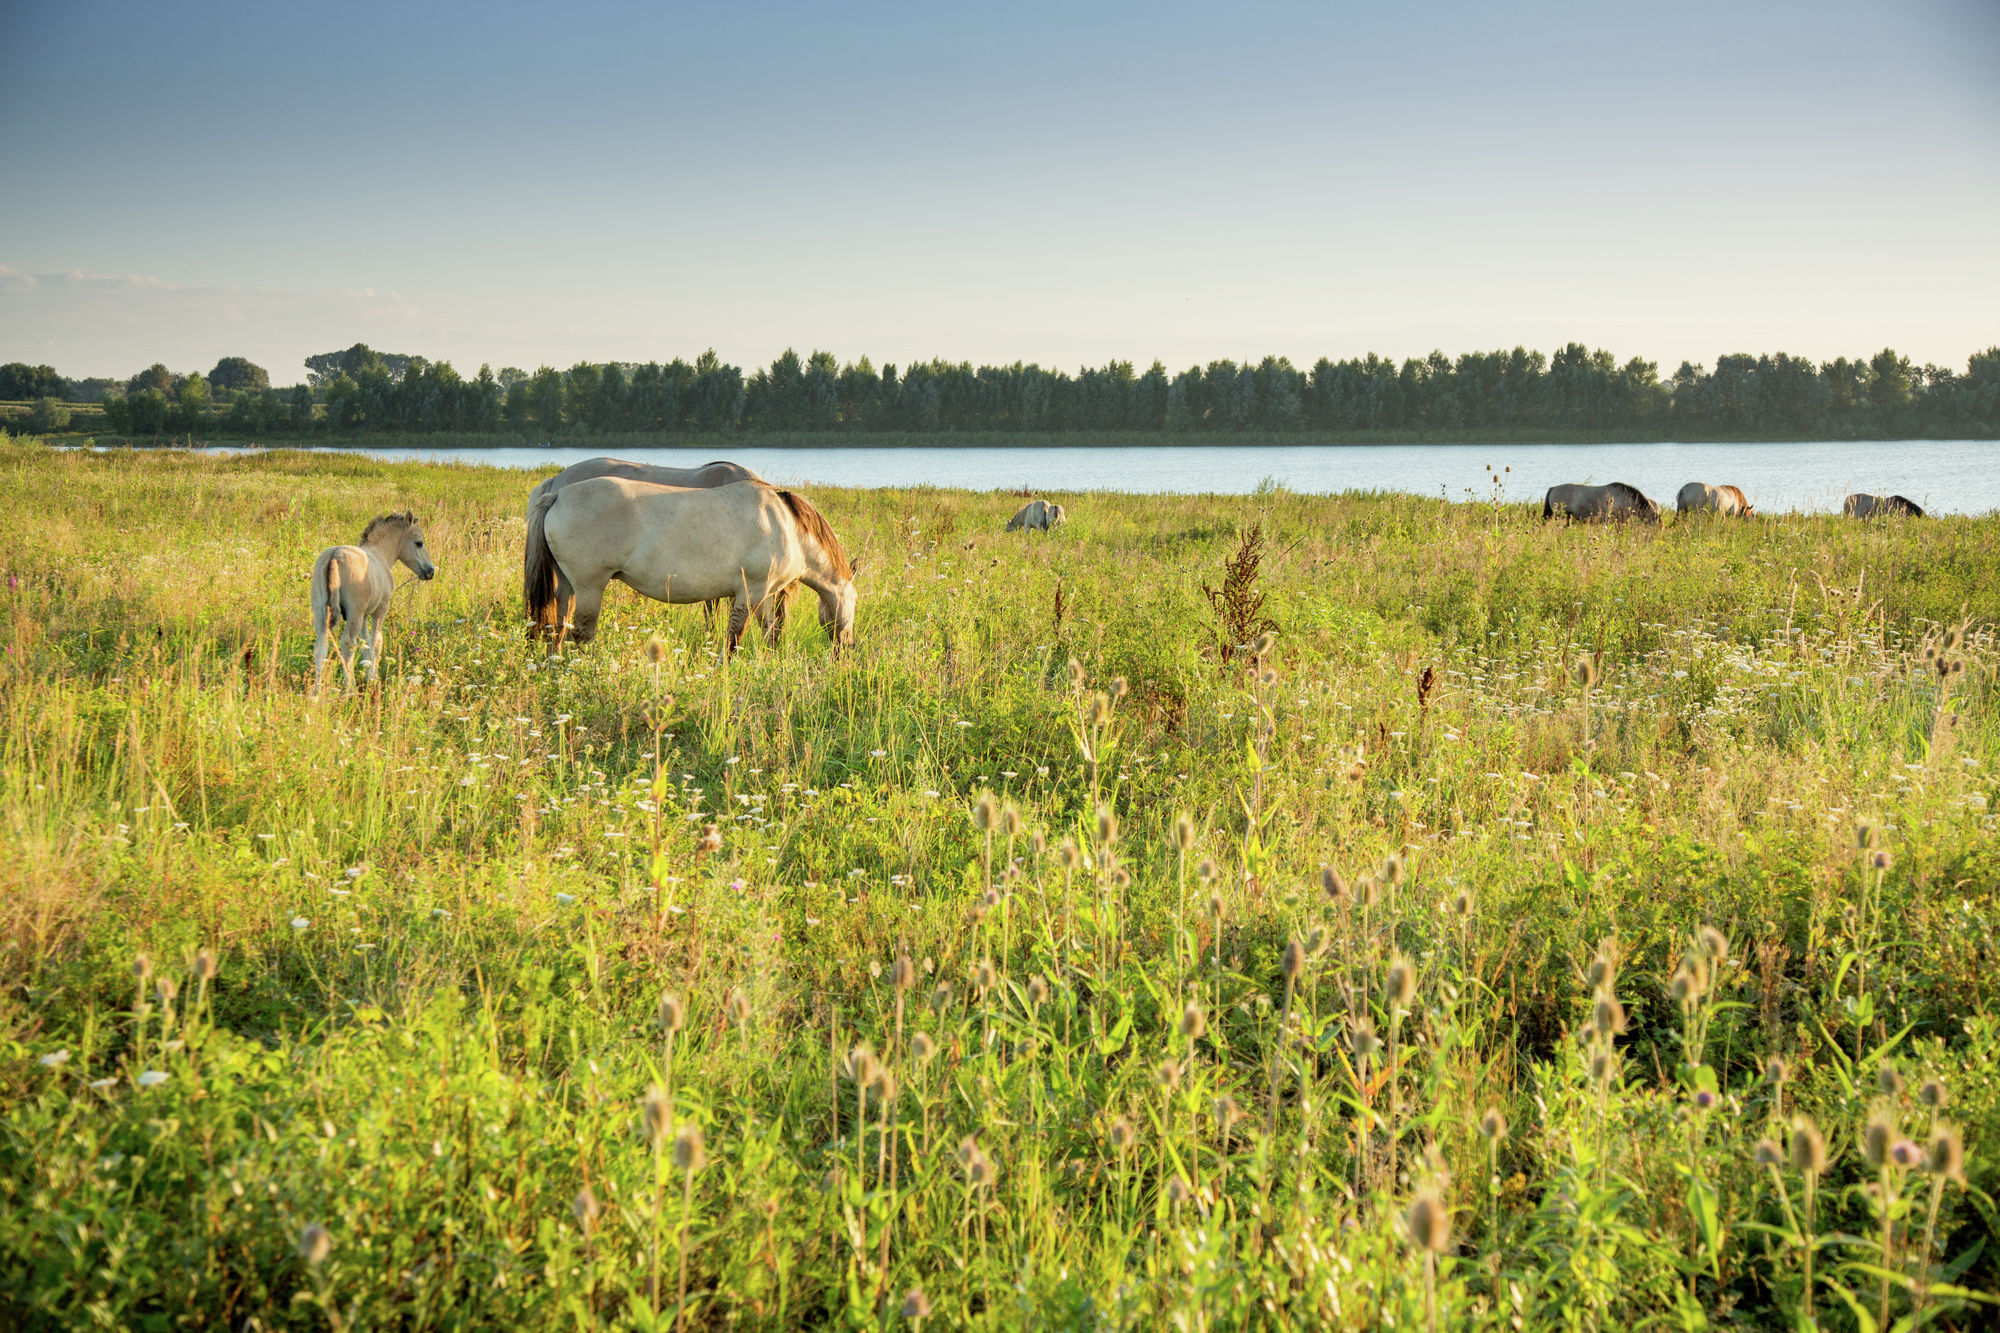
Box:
[2,443,1997,1330]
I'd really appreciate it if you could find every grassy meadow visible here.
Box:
[3,441,1999,1330]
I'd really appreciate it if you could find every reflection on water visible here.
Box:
[184,439,1997,515]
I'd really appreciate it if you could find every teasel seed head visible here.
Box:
[980,886,1003,912]
[912,1031,938,1062]
[133,954,153,981]
[1927,1123,1965,1182]
[1196,857,1218,884]
[1108,1116,1137,1151]
[1754,1138,1784,1168]
[193,948,217,982]
[843,1043,881,1087]
[972,958,996,993]
[155,976,178,1003]
[1856,820,1878,850]
[1381,853,1406,886]
[1591,991,1627,1039]
[571,1185,600,1229]
[672,1123,707,1172]
[1319,865,1348,904]
[1764,1055,1789,1086]
[891,954,916,990]
[1586,936,1618,990]
[1360,878,1381,909]
[1384,953,1417,1010]
[970,793,997,831]
[298,1223,332,1266]
[1863,1108,1895,1169]
[1790,1119,1828,1175]
[1918,1077,1948,1109]
[1085,692,1110,726]
[1057,838,1082,870]
[640,1084,673,1148]
[1878,1063,1905,1097]
[928,982,953,1012]
[725,986,753,1028]
[1573,657,1596,688]
[1001,804,1023,836]
[655,991,685,1035]
[1281,938,1306,982]
[1212,1094,1241,1131]
[696,823,722,854]
[1406,1190,1452,1253]
[1452,889,1474,917]
[1180,1002,1207,1040]
[1067,658,1086,689]
[644,635,667,664]
[1111,867,1132,890]
[1349,1015,1380,1061]
[1027,974,1050,1006]
[1095,805,1118,847]
[1590,1047,1620,1086]
[1207,892,1225,918]
[1479,1108,1509,1142]
[1110,676,1129,699]
[870,1067,898,1101]
[1890,1138,1923,1169]
[1154,1057,1183,1093]
[1174,814,1196,851]
[1697,924,1730,964]
[1871,849,1892,871]
[1030,829,1047,855]
[1252,631,1277,658]
[901,1287,933,1320]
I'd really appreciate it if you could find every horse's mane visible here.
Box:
[1607,482,1652,508]
[360,511,415,544]
[776,490,852,579]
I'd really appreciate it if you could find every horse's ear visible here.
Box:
[850,558,864,578]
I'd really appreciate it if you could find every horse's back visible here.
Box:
[544,477,792,603]
[1677,482,1716,513]
[1845,492,1921,518]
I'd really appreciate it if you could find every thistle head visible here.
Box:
[640,1085,673,1148]
[1179,1003,1207,1040]
[298,1223,332,1266]
[843,1043,881,1086]
[1212,1095,1241,1131]
[1384,953,1417,1010]
[1166,1175,1194,1207]
[672,1123,708,1172]
[1890,1138,1924,1169]
[1405,1191,1452,1253]
[696,823,722,855]
[1789,1118,1828,1175]
[900,1288,933,1320]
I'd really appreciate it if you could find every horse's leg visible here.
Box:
[724,598,751,657]
[338,604,362,694]
[365,612,385,683]
[567,580,606,645]
[763,584,792,647]
[311,624,330,699]
[551,568,576,653]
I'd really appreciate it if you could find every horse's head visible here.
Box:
[396,515,437,581]
[817,562,860,654]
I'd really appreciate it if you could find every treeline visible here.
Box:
[12,341,1999,439]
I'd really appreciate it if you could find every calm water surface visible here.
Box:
[199,440,1998,515]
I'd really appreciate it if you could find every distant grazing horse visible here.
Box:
[1005,499,1068,532]
[1543,482,1661,525]
[310,511,436,696]
[1844,493,1926,519]
[526,479,858,656]
[1676,483,1754,517]
[523,457,771,638]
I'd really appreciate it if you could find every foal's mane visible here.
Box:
[360,511,416,545]
[775,490,852,579]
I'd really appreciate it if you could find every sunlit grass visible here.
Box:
[1,441,1997,1329]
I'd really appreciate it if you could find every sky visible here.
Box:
[2,0,1996,386]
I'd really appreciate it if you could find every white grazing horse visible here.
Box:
[526,479,858,656]
[1676,483,1754,517]
[1542,482,1661,525]
[524,457,769,637]
[310,511,435,695]
[1005,499,1067,532]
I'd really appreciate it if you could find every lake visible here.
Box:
[192,439,1999,515]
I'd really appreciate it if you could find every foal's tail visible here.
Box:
[523,490,560,634]
[319,553,343,635]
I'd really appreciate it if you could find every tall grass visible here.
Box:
[1,442,1997,1329]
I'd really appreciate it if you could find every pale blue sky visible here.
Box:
[2,0,1995,383]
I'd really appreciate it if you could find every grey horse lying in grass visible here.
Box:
[1005,499,1067,532]
[1542,482,1661,525]
[310,511,435,696]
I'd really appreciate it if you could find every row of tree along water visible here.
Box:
[6,340,1998,439]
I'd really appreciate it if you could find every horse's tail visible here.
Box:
[524,490,560,633]
[320,553,342,636]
